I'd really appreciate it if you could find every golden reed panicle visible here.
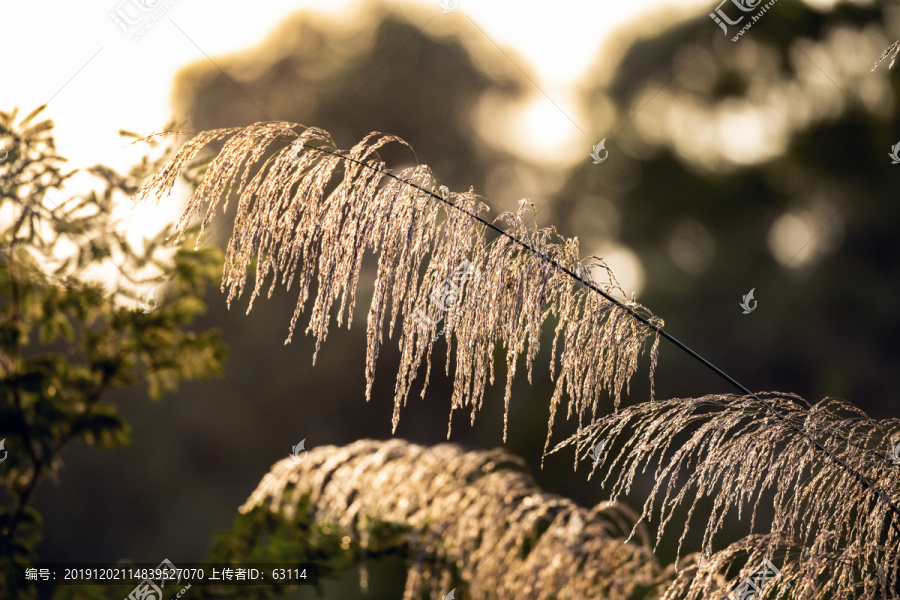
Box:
[241,439,671,600]
[134,123,662,452]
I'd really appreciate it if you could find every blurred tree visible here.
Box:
[171,2,548,217]
[569,1,900,416]
[0,106,226,598]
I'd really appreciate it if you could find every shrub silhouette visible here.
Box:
[0,106,226,598]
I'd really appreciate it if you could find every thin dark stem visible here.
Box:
[304,143,900,531]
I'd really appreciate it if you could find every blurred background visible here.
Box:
[2,0,900,597]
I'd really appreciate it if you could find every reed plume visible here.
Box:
[872,39,900,71]
[240,438,671,600]
[134,123,663,447]
[552,392,900,599]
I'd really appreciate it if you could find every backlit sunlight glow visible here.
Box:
[768,204,845,268]
[588,244,645,301]
[473,0,709,164]
[510,94,583,168]
[0,0,709,297]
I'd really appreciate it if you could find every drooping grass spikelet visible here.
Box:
[551,393,900,599]
[134,122,663,450]
[240,439,670,600]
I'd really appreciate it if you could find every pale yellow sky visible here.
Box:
[0,0,708,166]
[1,0,709,297]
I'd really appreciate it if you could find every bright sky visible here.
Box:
[1,0,708,296]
